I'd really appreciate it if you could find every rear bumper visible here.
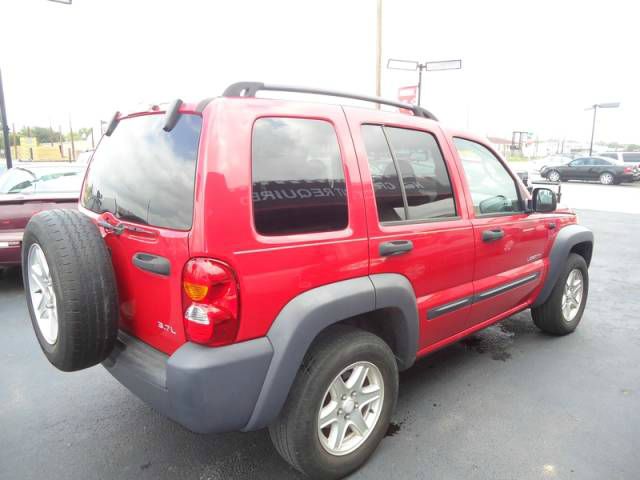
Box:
[103,332,273,434]
[619,174,634,182]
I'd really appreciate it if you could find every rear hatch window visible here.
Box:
[82,113,202,230]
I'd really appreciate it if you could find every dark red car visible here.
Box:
[0,163,84,266]
[22,83,593,479]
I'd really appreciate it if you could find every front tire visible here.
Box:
[547,170,561,182]
[532,253,588,335]
[269,326,398,479]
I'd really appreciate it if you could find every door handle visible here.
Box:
[132,252,171,276]
[379,240,414,257]
[482,229,504,242]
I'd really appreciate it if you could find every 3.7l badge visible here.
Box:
[157,322,176,335]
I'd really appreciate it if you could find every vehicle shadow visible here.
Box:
[126,313,548,479]
[0,266,23,291]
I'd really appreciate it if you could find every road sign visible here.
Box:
[398,85,418,104]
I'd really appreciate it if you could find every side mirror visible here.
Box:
[531,188,557,213]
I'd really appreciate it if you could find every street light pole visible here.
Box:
[417,67,423,106]
[387,59,461,107]
[589,106,598,156]
[586,102,620,156]
[0,68,12,169]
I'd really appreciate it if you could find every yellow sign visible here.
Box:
[19,136,37,147]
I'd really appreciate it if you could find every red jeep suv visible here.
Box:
[22,82,593,479]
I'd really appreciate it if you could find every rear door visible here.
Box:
[451,137,548,323]
[590,158,613,179]
[79,112,203,355]
[345,108,476,350]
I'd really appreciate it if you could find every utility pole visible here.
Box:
[0,68,12,169]
[12,123,17,159]
[69,116,75,161]
[375,0,382,103]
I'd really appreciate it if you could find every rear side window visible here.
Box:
[361,126,406,222]
[361,125,456,223]
[623,153,640,162]
[252,117,348,235]
[600,153,617,160]
[82,114,202,230]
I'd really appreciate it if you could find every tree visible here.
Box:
[624,144,640,152]
[18,126,60,144]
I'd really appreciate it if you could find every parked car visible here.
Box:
[22,83,593,479]
[0,163,84,267]
[598,151,640,167]
[540,156,639,185]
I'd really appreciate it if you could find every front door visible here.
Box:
[451,137,549,323]
[345,108,476,350]
[566,158,591,180]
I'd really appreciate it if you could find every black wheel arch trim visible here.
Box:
[242,273,419,432]
[533,224,594,308]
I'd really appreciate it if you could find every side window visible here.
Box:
[570,158,587,166]
[623,153,640,163]
[361,125,457,223]
[252,117,348,235]
[600,153,617,160]
[453,138,522,216]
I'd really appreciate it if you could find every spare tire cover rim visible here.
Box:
[28,243,59,345]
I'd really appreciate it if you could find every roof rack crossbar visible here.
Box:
[221,82,438,121]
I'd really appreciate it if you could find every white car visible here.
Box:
[598,151,640,167]
[530,155,572,173]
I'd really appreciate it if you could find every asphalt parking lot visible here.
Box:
[1,192,639,479]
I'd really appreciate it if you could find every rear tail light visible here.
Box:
[624,167,632,173]
[182,258,240,346]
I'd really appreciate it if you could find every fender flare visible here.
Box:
[533,224,594,307]
[241,273,419,431]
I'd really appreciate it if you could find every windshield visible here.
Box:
[81,113,202,230]
[0,166,85,194]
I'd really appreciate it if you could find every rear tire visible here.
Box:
[269,326,398,479]
[532,253,588,335]
[599,172,614,185]
[22,209,119,371]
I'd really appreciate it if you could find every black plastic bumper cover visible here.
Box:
[103,332,273,434]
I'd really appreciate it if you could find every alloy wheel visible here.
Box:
[27,243,59,345]
[600,172,613,185]
[317,361,384,456]
[561,268,584,322]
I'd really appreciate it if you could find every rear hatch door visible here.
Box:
[80,111,202,355]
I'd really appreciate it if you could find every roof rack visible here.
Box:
[220,81,438,121]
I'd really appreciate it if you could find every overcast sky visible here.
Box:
[2,0,638,144]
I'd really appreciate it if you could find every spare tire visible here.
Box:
[22,209,119,372]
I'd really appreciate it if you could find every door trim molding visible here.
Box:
[426,272,540,320]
